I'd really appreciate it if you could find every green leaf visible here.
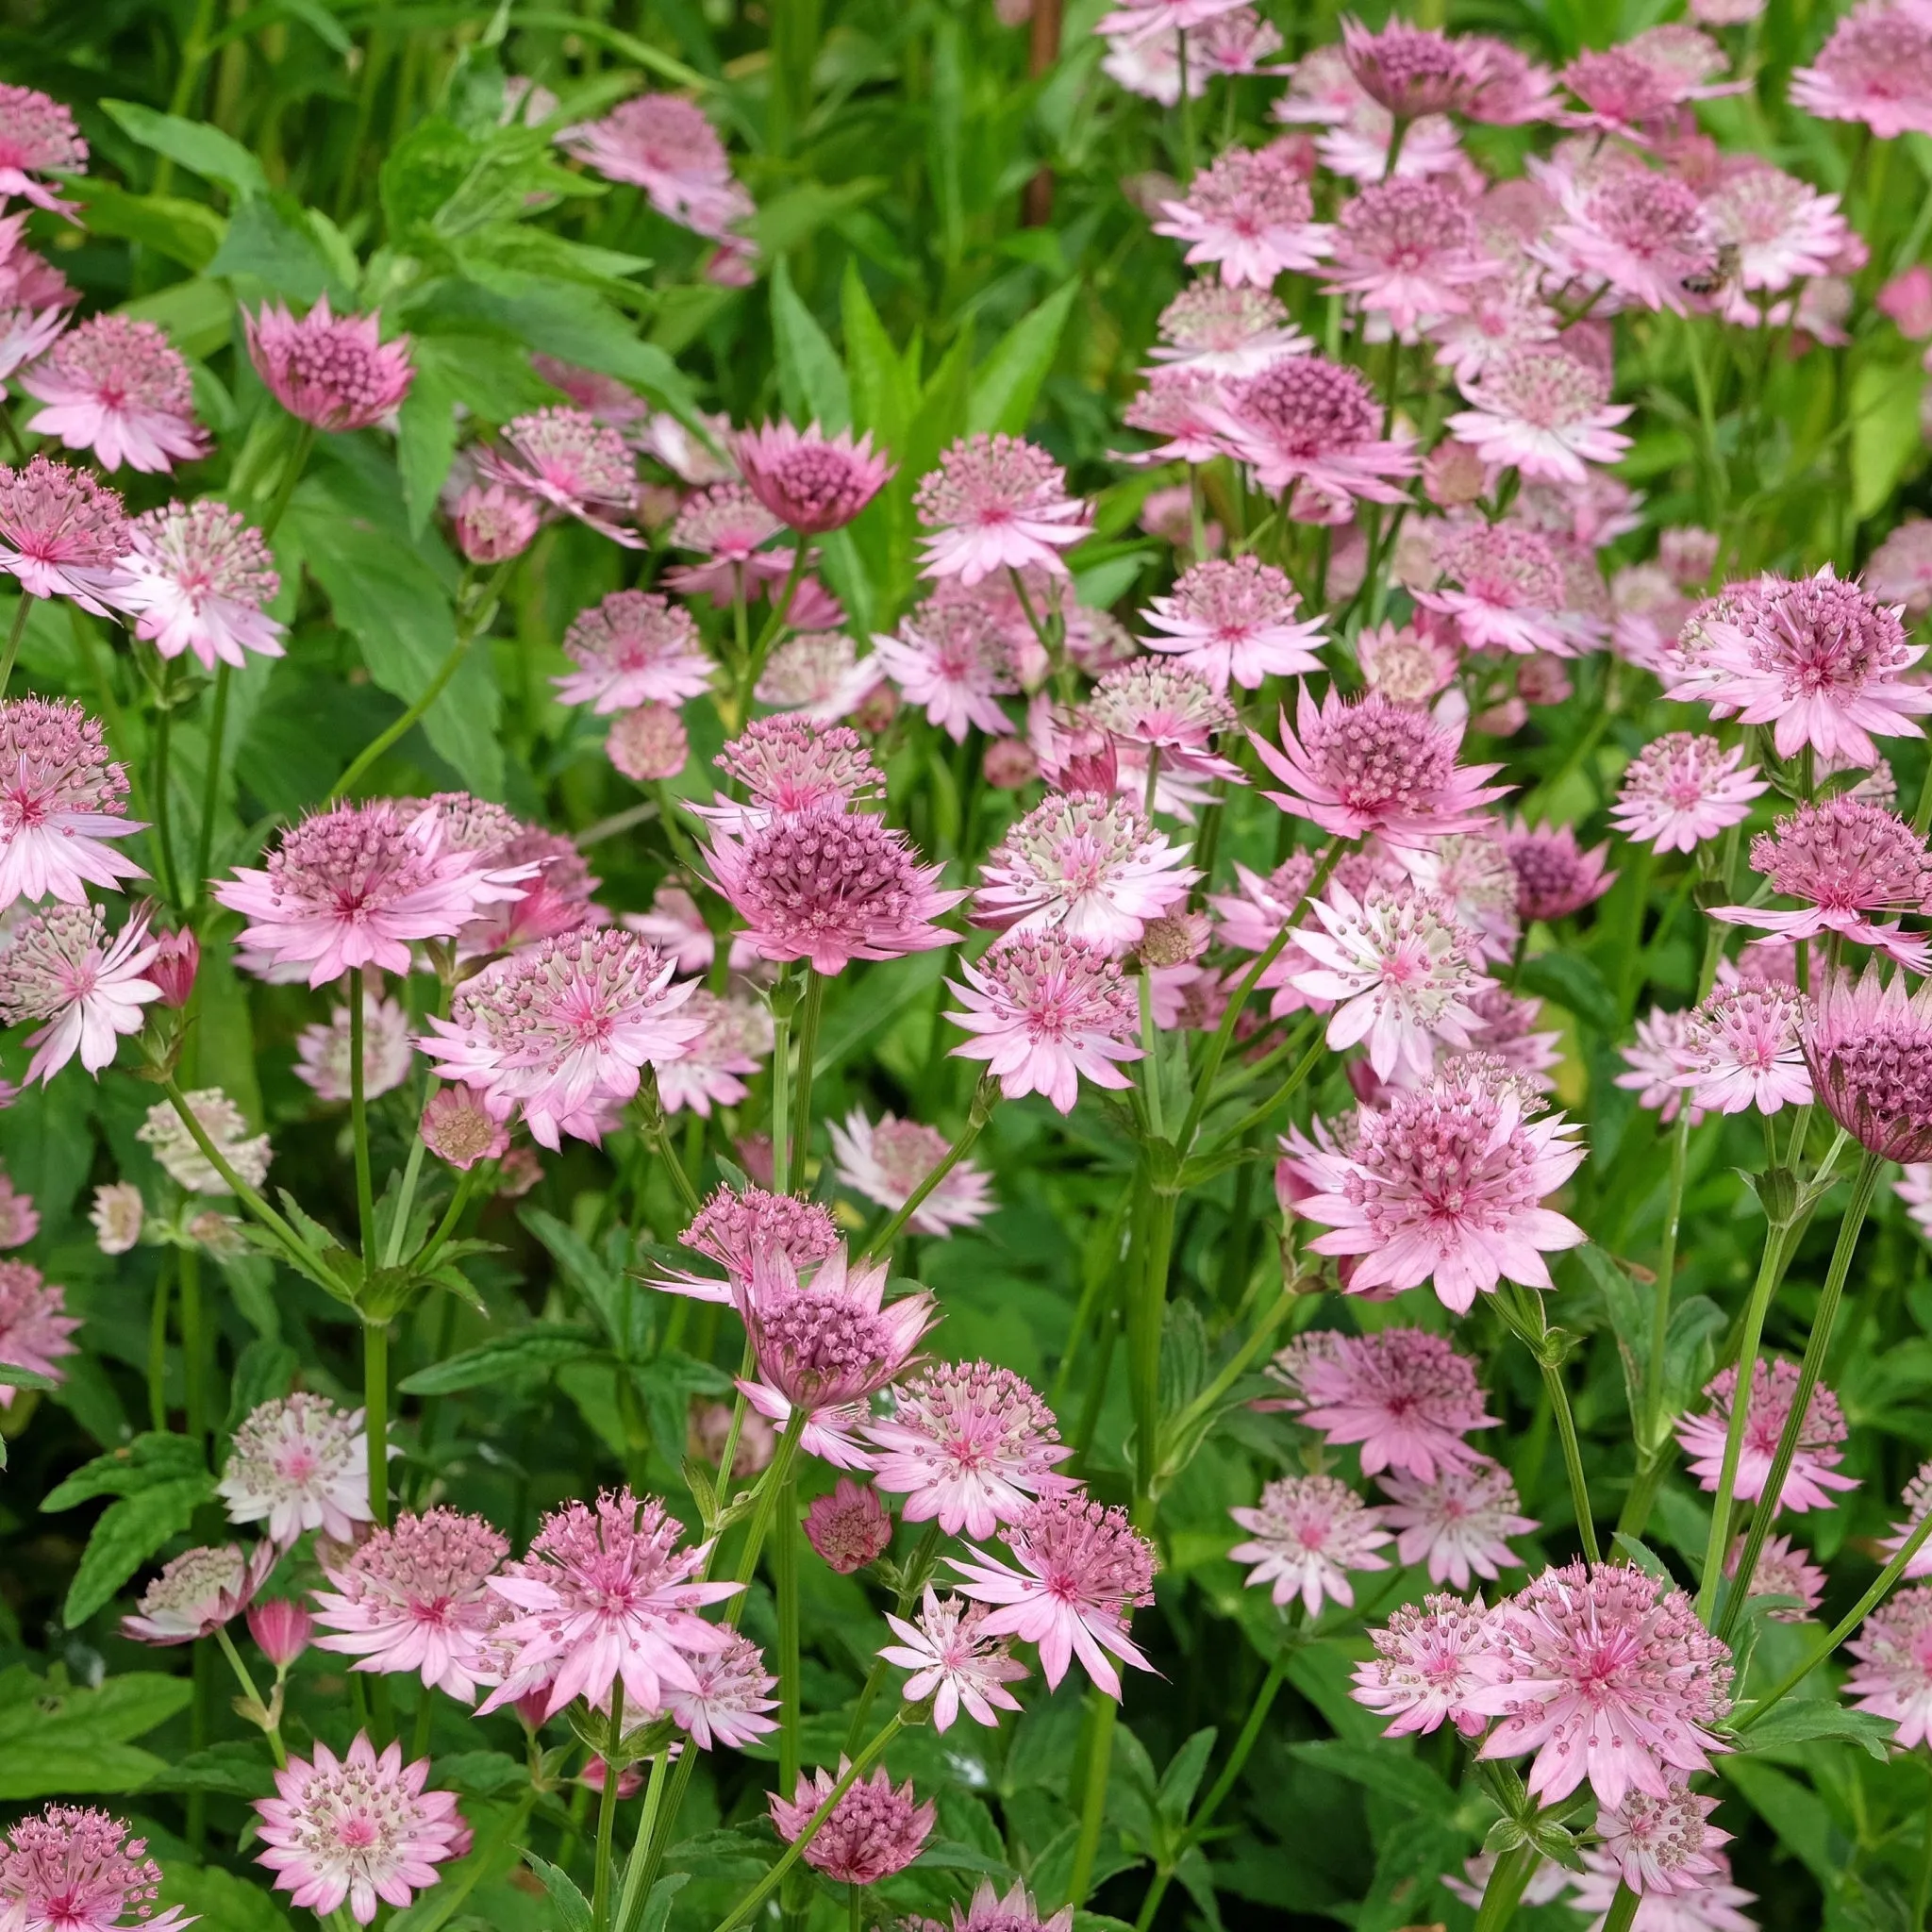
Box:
[771,257,850,430]
[1156,1727,1218,1824]
[158,1859,296,1932]
[224,1338,298,1440]
[1516,950,1619,1035]
[520,1208,634,1348]
[0,1671,194,1798]
[524,1855,593,1932]
[1734,1699,1896,1761]
[967,280,1077,436]
[1610,1532,1673,1580]
[101,99,268,201]
[143,1741,278,1797]
[397,1324,602,1394]
[0,1360,55,1391]
[1720,1757,1840,1887]
[396,361,459,537]
[638,1874,690,1932]
[66,179,225,272]
[43,1431,208,1511]
[64,1474,215,1625]
[1286,1740,1459,1819]
[748,179,884,258]
[1853,357,1927,519]
[208,194,345,303]
[435,1750,529,1795]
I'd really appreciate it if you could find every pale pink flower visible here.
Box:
[669,1633,778,1749]
[558,94,749,239]
[418,931,702,1150]
[1428,275,1560,386]
[1676,1357,1856,1516]
[1228,1473,1391,1616]
[950,1491,1157,1697]
[1401,833,1518,968]
[0,225,72,384]
[0,457,134,613]
[0,700,145,908]
[0,87,87,214]
[756,629,888,722]
[829,1108,993,1235]
[1704,162,1848,297]
[1711,797,1932,971]
[0,1260,75,1406]
[1147,281,1309,378]
[944,930,1142,1114]
[475,408,641,545]
[1558,36,1731,140]
[1351,1592,1499,1739]
[607,704,689,784]
[122,1541,275,1645]
[1569,1851,1757,1931]
[292,994,413,1105]
[769,1762,934,1884]
[254,1735,467,1926]
[1323,177,1494,332]
[450,483,541,564]
[418,1087,508,1171]
[1417,523,1574,657]
[1446,343,1632,485]
[974,791,1195,953]
[22,314,203,475]
[120,500,284,671]
[662,483,786,598]
[1341,16,1488,115]
[429,804,601,959]
[1274,46,1468,180]
[1804,966,1932,1160]
[0,1166,35,1248]
[249,1600,313,1670]
[1091,0,1246,37]
[480,1488,739,1719]
[1596,1780,1731,1898]
[311,1507,509,1702]
[1285,1325,1496,1480]
[1357,618,1461,705]
[1291,879,1484,1083]
[733,422,893,535]
[89,1183,142,1256]
[1869,519,1932,621]
[1152,142,1334,288]
[1300,1063,1587,1312]
[704,804,964,974]
[0,1808,193,1932]
[873,599,1019,742]
[1610,734,1766,855]
[654,991,770,1119]
[245,295,412,432]
[219,1393,375,1547]
[914,435,1091,586]
[879,1587,1027,1731]
[1616,1008,1705,1125]
[948,1881,1071,1932]
[0,903,158,1084]
[654,1182,841,1304]
[1889,1457,1932,1582]
[1724,1533,1825,1621]
[1254,684,1508,850]
[1142,555,1325,691]
[139,1088,271,1195]
[215,799,534,987]
[1120,368,1236,466]
[1463,1559,1733,1807]
[1537,169,1717,315]
[1101,31,1206,105]
[1846,1585,1932,1747]
[868,1359,1072,1540]
[1791,2,1932,140]
[1676,983,1810,1117]
[1501,818,1614,922]
[1213,355,1418,507]
[1378,1459,1536,1589]
[802,1477,891,1574]
[1883,265,1932,341]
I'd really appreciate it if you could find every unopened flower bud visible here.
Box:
[803,1478,892,1574]
[91,1180,144,1255]
[246,1598,313,1670]
[982,737,1039,790]
[1880,265,1932,341]
[148,924,199,1008]
[420,1087,509,1170]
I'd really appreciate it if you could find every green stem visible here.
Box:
[1914,1762,1932,1932]
[179,1247,206,1448]
[737,546,811,721]
[258,422,315,543]
[152,691,184,909]
[1470,1842,1538,1932]
[725,1409,808,1610]
[0,591,30,700]
[1137,971,1164,1141]
[1541,1353,1600,1566]
[365,1319,390,1527]
[790,968,826,1187]
[1129,1186,1179,1512]
[591,1679,627,1932]
[384,1131,428,1273]
[350,968,377,1266]
[156,0,221,193]
[1643,1104,1695,1453]
[770,978,794,1197]
[214,1624,286,1768]
[1602,1881,1641,1932]
[147,1257,172,1433]
[858,1079,997,1259]
[1067,1690,1118,1911]
[413,1167,480,1277]
[193,662,231,897]
[611,1752,672,1932]
[775,1469,801,1798]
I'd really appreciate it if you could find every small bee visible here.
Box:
[1680,241,1741,298]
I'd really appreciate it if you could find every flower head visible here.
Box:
[1676,983,1810,1116]
[950,1491,1158,1698]
[872,599,1019,744]
[0,458,133,612]
[122,1541,275,1645]
[607,704,690,784]
[553,591,713,713]
[1228,1473,1392,1616]
[249,1600,313,1671]
[245,296,412,432]
[0,1807,192,1932]
[1153,143,1333,288]
[741,1241,938,1413]
[660,1182,841,1303]
[1539,169,1718,315]
[663,484,785,596]
[756,629,888,723]
[1284,1326,1496,1480]
[1445,345,1633,493]
[219,1393,375,1547]
[802,1478,892,1574]
[1324,177,1494,332]
[1676,1357,1856,1515]
[1791,3,1932,140]
[138,1088,272,1195]
[1148,281,1310,377]
[669,1633,779,1750]
[1804,967,1932,1160]
[23,316,205,477]
[653,991,771,1119]
[121,500,284,671]
[311,1507,509,1701]
[559,94,749,238]
[1724,1533,1825,1622]
[1141,556,1325,691]
[0,87,87,213]
[1378,1459,1536,1589]
[0,1166,36,1248]
[1089,659,1238,758]
[879,1587,1027,1731]
[733,423,893,535]
[475,408,640,545]
[451,483,541,565]
[1597,1781,1731,1898]
[1213,356,1418,506]
[0,903,159,1084]
[1463,1559,1733,1807]
[1705,162,1849,299]
[828,1108,994,1237]
[0,1260,73,1406]
[1616,1008,1703,1124]
[1501,818,1614,923]
[769,1763,934,1885]
[254,1735,467,1925]
[418,931,702,1151]
[914,435,1091,586]
[1351,1592,1499,1739]
[293,994,413,1105]
[1846,1584,1932,1747]
[1610,734,1766,855]
[418,1087,508,1171]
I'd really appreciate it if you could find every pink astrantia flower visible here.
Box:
[1323,177,1494,333]
[310,1507,510,1702]
[974,791,1196,954]
[0,457,134,613]
[0,216,75,386]
[1152,142,1334,288]
[1804,967,1932,1161]
[1711,797,1932,972]
[1416,523,1573,658]
[419,1088,508,1172]
[1445,343,1633,486]
[214,800,534,988]
[1705,162,1849,302]
[0,902,160,1084]
[1887,1454,1932,1580]
[218,1393,375,1547]
[1676,1357,1857,1515]
[669,1633,779,1750]
[708,716,883,828]
[1609,734,1767,855]
[733,423,893,535]
[254,1735,467,1926]
[451,483,541,565]
[1285,1326,1497,1481]
[1254,685,1508,850]
[1351,1592,1500,1739]
[867,1359,1073,1539]
[0,1808,194,1932]
[1291,879,1485,1083]
[654,1182,841,1304]
[553,591,714,713]
[292,993,414,1104]
[914,434,1092,586]
[1676,984,1811,1117]
[802,1478,891,1574]
[1500,818,1615,923]
[662,483,786,599]
[654,991,771,1120]
[1595,1780,1732,1898]
[1300,1061,1588,1312]
[705,804,964,974]
[21,315,206,474]
[1536,168,1718,315]
[872,599,1019,743]
[1462,1558,1734,1807]
[1377,1459,1537,1590]
[1214,356,1419,508]
[245,295,413,432]
[479,1489,740,1719]
[122,1541,276,1645]
[0,86,87,215]
[120,500,285,670]
[475,408,641,546]
[1092,0,1247,38]
[944,931,1142,1114]
[558,93,750,238]
[0,1167,37,1250]
[1341,16,1488,115]
[879,1587,1027,1731]
[1228,1473,1392,1617]
[0,699,145,908]
[950,1491,1158,1698]
[1147,281,1310,378]
[756,629,888,723]
[418,931,702,1150]
[0,1260,75,1407]
[1845,1585,1932,1747]
[1141,556,1326,691]
[829,1108,994,1235]
[1615,1008,1704,1124]
[769,1763,935,1885]
[1790,2,1932,140]
[1121,368,1238,466]
[1725,1532,1826,1621]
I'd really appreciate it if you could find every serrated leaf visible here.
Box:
[1733,1699,1897,1761]
[521,1207,635,1349]
[143,1741,277,1797]
[397,1324,602,1394]
[64,1474,215,1625]
[102,99,268,201]
[1156,1727,1218,1824]
[0,1672,194,1798]
[435,1750,528,1795]
[523,1855,592,1932]
[1611,1532,1673,1580]
[208,194,344,302]
[638,1874,689,1932]
[67,179,225,271]
[43,1432,208,1511]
